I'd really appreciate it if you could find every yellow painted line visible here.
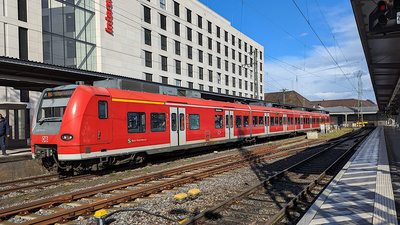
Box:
[112,98,164,105]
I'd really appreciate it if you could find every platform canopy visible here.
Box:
[351,0,400,113]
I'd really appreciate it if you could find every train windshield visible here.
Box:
[37,89,75,124]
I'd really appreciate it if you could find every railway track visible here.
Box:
[182,127,374,224]
[0,138,326,224]
[0,136,307,197]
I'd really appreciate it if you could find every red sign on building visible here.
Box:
[105,0,113,34]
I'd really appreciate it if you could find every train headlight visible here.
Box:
[61,133,74,141]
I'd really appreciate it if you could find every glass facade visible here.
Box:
[42,0,96,70]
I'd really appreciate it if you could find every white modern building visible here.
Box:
[0,0,265,146]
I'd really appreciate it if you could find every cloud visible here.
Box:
[300,33,308,37]
[264,11,375,103]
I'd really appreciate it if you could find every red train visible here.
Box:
[31,85,330,173]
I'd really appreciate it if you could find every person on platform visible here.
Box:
[0,114,10,156]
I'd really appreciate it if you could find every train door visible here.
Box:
[96,96,112,144]
[264,113,269,134]
[300,115,303,130]
[170,107,186,147]
[283,114,287,132]
[225,110,234,139]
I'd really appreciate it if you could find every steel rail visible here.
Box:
[182,128,372,224]
[0,139,319,220]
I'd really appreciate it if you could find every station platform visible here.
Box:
[298,126,399,225]
[0,147,31,163]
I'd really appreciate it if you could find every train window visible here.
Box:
[270,116,274,126]
[279,117,282,126]
[243,116,249,127]
[127,112,146,133]
[235,115,242,128]
[291,117,293,125]
[189,114,200,130]
[265,116,269,126]
[215,115,223,129]
[259,116,263,126]
[151,113,166,132]
[171,113,177,131]
[180,113,185,131]
[275,117,279,126]
[98,101,108,119]
[253,116,257,127]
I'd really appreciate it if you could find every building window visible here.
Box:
[224,60,228,71]
[66,13,75,32]
[207,21,212,33]
[144,5,151,23]
[199,67,203,80]
[217,57,221,69]
[239,66,242,75]
[260,62,263,71]
[260,74,263,82]
[224,30,228,42]
[224,45,228,57]
[19,27,28,60]
[216,26,220,38]
[199,84,204,90]
[188,63,193,77]
[232,77,236,87]
[217,73,221,84]
[232,63,236,74]
[186,8,192,23]
[239,52,242,62]
[174,1,180,17]
[208,70,213,82]
[260,51,263,60]
[161,35,167,50]
[66,39,76,58]
[20,90,29,102]
[208,53,212,66]
[245,42,247,52]
[198,50,203,63]
[233,91,236,96]
[187,27,192,41]
[160,0,166,9]
[161,55,167,71]
[174,21,180,35]
[175,40,180,55]
[198,15,202,28]
[238,39,242,49]
[161,76,168,84]
[217,88,221,93]
[239,79,242,89]
[144,51,152,67]
[209,86,213,92]
[208,37,212,50]
[145,73,152,82]
[217,42,221,53]
[160,14,166,30]
[187,45,192,59]
[245,81,248,90]
[225,75,229,86]
[188,81,193,89]
[175,79,181,86]
[231,35,235,46]
[198,32,203,46]
[144,28,151,45]
[18,0,27,22]
[232,49,235,60]
[175,60,181,74]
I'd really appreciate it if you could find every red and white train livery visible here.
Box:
[31,85,330,173]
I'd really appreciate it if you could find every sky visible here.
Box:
[198,0,375,103]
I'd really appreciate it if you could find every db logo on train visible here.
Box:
[42,136,49,143]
